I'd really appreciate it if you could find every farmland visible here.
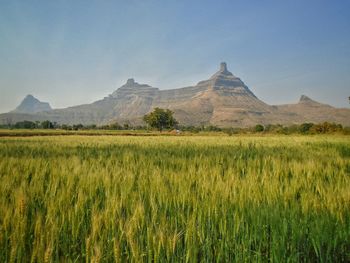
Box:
[0,134,349,262]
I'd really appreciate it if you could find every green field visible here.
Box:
[0,135,349,262]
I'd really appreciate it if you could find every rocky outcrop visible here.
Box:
[12,95,52,114]
[150,62,277,126]
[1,63,349,127]
[276,95,350,125]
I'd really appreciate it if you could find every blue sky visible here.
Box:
[0,0,349,112]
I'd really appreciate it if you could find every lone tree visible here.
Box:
[143,107,178,132]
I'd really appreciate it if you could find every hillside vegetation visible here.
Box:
[0,135,349,262]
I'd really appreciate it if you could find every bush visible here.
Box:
[254,124,264,132]
[299,123,314,134]
[311,122,343,134]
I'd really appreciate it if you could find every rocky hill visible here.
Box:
[1,63,349,127]
[12,95,52,114]
[275,95,350,125]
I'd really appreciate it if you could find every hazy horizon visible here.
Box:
[1,0,350,112]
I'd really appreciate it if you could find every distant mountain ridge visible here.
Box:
[12,94,52,114]
[1,62,349,127]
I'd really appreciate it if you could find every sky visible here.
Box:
[0,0,349,112]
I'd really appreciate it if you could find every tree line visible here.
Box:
[0,107,348,134]
[1,120,348,134]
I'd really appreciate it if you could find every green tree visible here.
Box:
[299,123,314,134]
[254,124,264,132]
[14,120,36,129]
[41,120,54,129]
[143,108,178,132]
[109,122,122,130]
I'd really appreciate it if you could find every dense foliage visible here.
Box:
[0,135,349,262]
[1,120,348,134]
[143,108,178,131]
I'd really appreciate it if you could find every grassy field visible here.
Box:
[0,129,157,137]
[0,135,349,262]
[0,129,228,137]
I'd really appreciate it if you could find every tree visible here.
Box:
[14,120,36,129]
[41,120,54,129]
[109,122,122,130]
[254,124,264,132]
[143,108,178,132]
[299,123,314,134]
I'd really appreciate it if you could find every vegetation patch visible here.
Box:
[0,135,349,262]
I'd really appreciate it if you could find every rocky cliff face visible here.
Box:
[1,63,350,126]
[110,78,159,119]
[152,62,281,126]
[12,95,52,113]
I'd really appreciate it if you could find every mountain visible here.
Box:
[276,95,350,125]
[151,62,297,127]
[12,95,52,113]
[1,63,349,127]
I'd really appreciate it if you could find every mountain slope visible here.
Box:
[276,95,350,125]
[1,63,349,127]
[12,95,52,113]
[151,62,299,126]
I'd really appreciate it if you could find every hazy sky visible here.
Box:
[1,0,349,112]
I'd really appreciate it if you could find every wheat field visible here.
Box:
[0,135,349,262]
